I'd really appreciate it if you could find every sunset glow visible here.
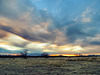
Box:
[50,54,77,56]
[0,0,100,55]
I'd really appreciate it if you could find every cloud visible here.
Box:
[0,30,8,38]
[0,47,21,54]
[0,11,55,43]
[81,7,92,22]
[90,41,100,45]
[0,44,22,51]
[0,0,100,54]
[81,45,100,54]
[0,0,68,54]
[66,25,85,43]
[81,17,91,22]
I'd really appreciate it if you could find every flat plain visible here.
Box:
[0,57,100,75]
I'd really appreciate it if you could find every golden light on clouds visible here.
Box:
[26,42,48,49]
[0,33,26,50]
[71,46,83,52]
[49,44,57,47]
[0,42,9,45]
[6,33,28,44]
[43,49,54,52]
[62,48,72,51]
[42,44,83,53]
[0,32,84,53]
[0,44,22,50]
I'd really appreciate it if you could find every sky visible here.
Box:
[0,0,100,55]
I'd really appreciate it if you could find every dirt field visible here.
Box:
[0,57,100,75]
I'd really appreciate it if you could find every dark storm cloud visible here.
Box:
[89,41,100,45]
[0,25,13,33]
[65,22,98,43]
[19,30,56,43]
[66,25,85,43]
[0,24,57,43]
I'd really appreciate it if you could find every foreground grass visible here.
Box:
[0,57,100,75]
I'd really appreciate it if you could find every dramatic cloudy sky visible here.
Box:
[0,0,100,55]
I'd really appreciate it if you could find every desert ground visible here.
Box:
[0,57,100,75]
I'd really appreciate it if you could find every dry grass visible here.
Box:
[0,57,100,75]
[66,57,100,61]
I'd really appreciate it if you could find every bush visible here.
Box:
[41,52,49,58]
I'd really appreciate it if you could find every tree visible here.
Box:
[20,49,28,58]
[41,52,49,58]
